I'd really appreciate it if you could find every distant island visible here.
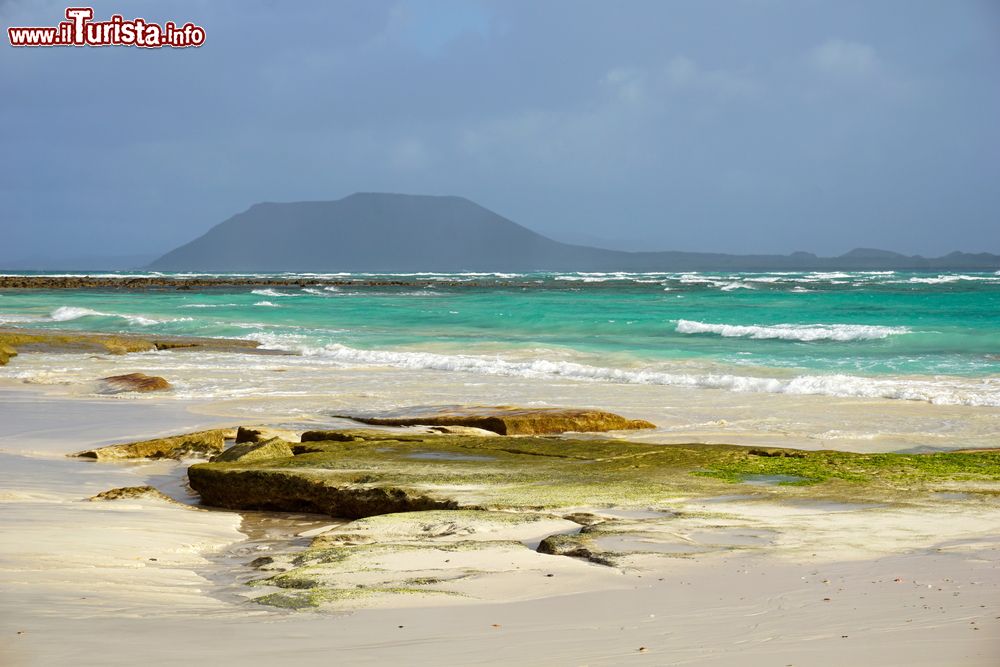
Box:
[148,193,1000,272]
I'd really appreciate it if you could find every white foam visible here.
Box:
[48,306,170,326]
[242,341,1000,407]
[250,288,297,298]
[897,275,997,284]
[253,301,280,307]
[675,320,909,342]
[46,306,193,326]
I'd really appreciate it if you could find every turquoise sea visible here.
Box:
[1,270,999,407]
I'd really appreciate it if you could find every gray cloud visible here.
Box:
[2,0,999,264]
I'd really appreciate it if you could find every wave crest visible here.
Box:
[48,306,190,326]
[245,337,999,407]
[676,319,909,342]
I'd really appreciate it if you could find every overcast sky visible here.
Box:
[2,0,999,264]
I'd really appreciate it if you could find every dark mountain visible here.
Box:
[148,193,1000,272]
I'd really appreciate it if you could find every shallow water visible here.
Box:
[2,270,999,407]
[2,271,999,452]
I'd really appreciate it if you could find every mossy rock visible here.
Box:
[0,327,261,364]
[73,428,234,460]
[214,437,295,463]
[188,431,1000,520]
[0,343,17,365]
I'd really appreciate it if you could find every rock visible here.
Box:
[99,373,172,393]
[0,328,267,367]
[213,437,295,463]
[0,343,17,366]
[188,463,457,519]
[88,485,182,504]
[537,533,598,560]
[236,426,263,443]
[337,406,656,435]
[562,512,604,526]
[236,426,300,443]
[188,430,1000,524]
[298,429,445,445]
[73,428,234,460]
[748,448,806,459]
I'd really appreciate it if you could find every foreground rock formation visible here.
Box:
[337,406,656,435]
[190,428,1000,518]
[184,427,1000,609]
[57,409,1000,611]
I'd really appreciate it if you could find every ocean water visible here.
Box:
[1,271,999,410]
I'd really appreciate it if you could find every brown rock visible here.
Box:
[88,485,182,504]
[336,406,656,436]
[72,428,233,460]
[0,343,16,366]
[99,373,172,393]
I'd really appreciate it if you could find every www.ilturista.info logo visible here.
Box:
[8,7,205,48]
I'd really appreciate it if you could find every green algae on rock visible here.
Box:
[183,430,1000,611]
[336,406,656,435]
[73,428,234,460]
[213,437,295,464]
[189,431,1000,524]
[0,327,264,366]
[0,342,17,365]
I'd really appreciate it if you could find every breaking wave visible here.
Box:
[251,288,297,297]
[247,337,1000,407]
[47,306,190,326]
[676,320,909,342]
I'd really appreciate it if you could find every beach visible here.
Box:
[1,272,999,665]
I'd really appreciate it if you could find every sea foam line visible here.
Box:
[247,337,1000,407]
[675,319,909,342]
[48,306,191,326]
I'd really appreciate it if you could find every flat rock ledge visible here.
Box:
[73,428,235,460]
[0,327,266,366]
[188,429,1000,524]
[335,406,656,435]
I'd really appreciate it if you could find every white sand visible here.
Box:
[0,383,998,665]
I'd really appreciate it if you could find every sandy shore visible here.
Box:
[0,385,998,666]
